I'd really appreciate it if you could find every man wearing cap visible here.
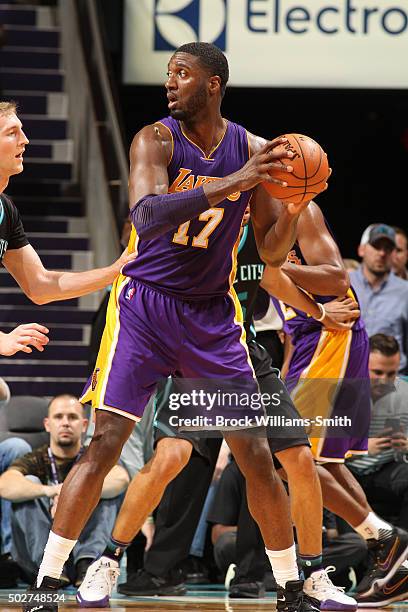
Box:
[349,224,408,375]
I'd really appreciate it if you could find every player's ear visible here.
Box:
[209,75,221,95]
[357,244,365,259]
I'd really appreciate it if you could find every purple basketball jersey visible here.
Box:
[122,117,252,300]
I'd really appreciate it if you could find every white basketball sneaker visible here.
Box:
[303,567,357,611]
[76,556,120,608]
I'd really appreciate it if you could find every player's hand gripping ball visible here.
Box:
[263,134,330,204]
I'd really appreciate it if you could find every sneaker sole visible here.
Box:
[320,599,357,611]
[76,592,110,608]
[357,589,408,608]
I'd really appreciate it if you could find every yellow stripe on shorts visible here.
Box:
[291,330,352,459]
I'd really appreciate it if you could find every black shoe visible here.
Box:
[356,564,408,607]
[74,558,94,587]
[277,579,320,612]
[264,570,278,592]
[0,553,20,588]
[22,576,61,612]
[356,527,408,596]
[117,568,187,596]
[229,577,266,598]
[182,555,210,584]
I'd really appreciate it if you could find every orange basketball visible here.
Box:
[262,134,330,204]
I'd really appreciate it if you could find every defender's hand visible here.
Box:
[324,297,360,322]
[112,247,138,275]
[0,324,49,356]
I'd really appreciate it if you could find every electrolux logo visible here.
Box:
[246,0,408,36]
[154,0,227,51]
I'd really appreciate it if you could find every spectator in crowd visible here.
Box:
[349,224,408,374]
[0,377,30,587]
[346,333,408,606]
[348,334,408,527]
[0,394,129,586]
[392,227,408,280]
[343,258,359,273]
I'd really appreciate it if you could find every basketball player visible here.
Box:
[26,43,329,612]
[0,101,135,355]
[261,200,408,604]
[76,213,358,608]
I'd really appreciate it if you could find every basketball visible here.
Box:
[262,134,330,204]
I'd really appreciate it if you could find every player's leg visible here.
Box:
[36,410,134,587]
[276,446,322,557]
[119,439,221,596]
[78,375,218,603]
[223,432,315,612]
[181,295,319,611]
[76,436,193,606]
[25,281,179,612]
[322,462,370,514]
[265,360,357,612]
[115,437,193,541]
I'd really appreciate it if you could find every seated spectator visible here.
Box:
[347,334,408,529]
[0,377,31,587]
[0,440,32,586]
[0,378,31,588]
[0,394,129,586]
[392,227,408,280]
[0,376,10,408]
[349,224,408,374]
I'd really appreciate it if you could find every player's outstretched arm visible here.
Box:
[281,202,350,296]
[261,266,359,331]
[129,125,293,240]
[3,244,136,305]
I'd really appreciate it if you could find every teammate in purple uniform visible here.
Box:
[27,44,328,612]
[261,201,408,605]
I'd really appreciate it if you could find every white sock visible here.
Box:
[37,531,77,587]
[354,512,393,541]
[265,544,299,588]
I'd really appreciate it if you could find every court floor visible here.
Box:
[1,584,408,611]
[0,584,273,611]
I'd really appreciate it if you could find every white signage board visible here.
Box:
[123,0,408,88]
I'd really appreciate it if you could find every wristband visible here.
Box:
[131,186,210,240]
[314,303,326,322]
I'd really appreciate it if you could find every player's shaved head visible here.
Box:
[174,42,229,97]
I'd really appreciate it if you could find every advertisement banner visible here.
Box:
[123,0,408,88]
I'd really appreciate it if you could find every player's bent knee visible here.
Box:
[277,445,316,480]
[155,438,192,480]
